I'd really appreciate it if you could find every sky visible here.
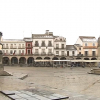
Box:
[0,0,100,44]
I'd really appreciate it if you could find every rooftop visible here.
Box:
[79,36,97,42]
[66,45,77,50]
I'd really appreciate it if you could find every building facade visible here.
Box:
[75,36,98,60]
[1,30,99,66]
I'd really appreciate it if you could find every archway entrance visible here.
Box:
[91,58,97,67]
[27,57,34,64]
[11,57,18,64]
[52,57,59,64]
[84,58,90,66]
[44,57,51,67]
[60,57,66,64]
[76,58,82,67]
[19,57,26,64]
[36,57,42,60]
[35,57,42,67]
[2,57,9,65]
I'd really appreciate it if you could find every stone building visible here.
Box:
[75,36,98,60]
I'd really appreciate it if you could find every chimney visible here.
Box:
[46,30,49,34]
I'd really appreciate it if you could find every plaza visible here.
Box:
[0,66,100,99]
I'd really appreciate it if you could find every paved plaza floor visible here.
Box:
[0,66,100,99]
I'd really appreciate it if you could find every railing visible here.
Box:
[33,53,39,56]
[18,46,25,48]
[48,53,53,56]
[41,52,46,55]
[41,44,46,47]
[34,44,39,47]
[48,44,52,46]
[83,46,97,49]
[54,47,66,49]
[3,46,9,49]
[26,46,32,48]
[10,46,17,49]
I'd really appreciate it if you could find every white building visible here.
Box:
[2,39,25,55]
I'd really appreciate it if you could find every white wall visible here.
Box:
[2,41,25,54]
[33,38,54,54]
[75,38,82,45]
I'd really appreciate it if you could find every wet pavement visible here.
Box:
[0,66,100,99]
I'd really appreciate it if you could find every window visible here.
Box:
[79,48,81,50]
[3,50,5,53]
[85,43,88,46]
[19,50,21,54]
[10,50,13,54]
[93,43,95,46]
[28,50,30,54]
[35,49,38,53]
[35,41,39,46]
[61,51,64,55]
[92,51,95,56]
[56,44,59,48]
[10,44,13,48]
[22,50,24,54]
[6,50,8,54]
[85,51,88,56]
[56,51,59,55]
[48,49,52,53]
[22,44,24,47]
[19,44,21,48]
[72,51,74,56]
[67,51,69,56]
[13,50,16,54]
[28,44,30,47]
[79,52,81,54]
[41,41,45,46]
[61,44,64,48]
[48,41,52,46]
[42,49,45,53]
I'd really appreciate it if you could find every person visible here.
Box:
[70,63,73,69]
[82,63,85,68]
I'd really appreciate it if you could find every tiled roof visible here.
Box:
[74,44,82,47]
[79,36,96,42]
[3,39,24,41]
[66,45,77,50]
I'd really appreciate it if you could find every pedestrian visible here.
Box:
[70,63,73,69]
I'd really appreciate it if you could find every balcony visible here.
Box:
[34,52,39,56]
[10,46,17,49]
[48,52,53,56]
[61,54,66,56]
[3,46,9,49]
[26,46,32,48]
[18,46,25,49]
[34,44,39,47]
[48,44,52,47]
[54,47,65,49]
[41,52,46,56]
[83,46,97,49]
[41,44,46,47]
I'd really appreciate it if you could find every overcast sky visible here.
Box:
[0,0,100,44]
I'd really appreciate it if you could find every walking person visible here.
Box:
[70,63,73,69]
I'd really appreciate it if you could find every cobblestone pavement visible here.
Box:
[0,66,100,99]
